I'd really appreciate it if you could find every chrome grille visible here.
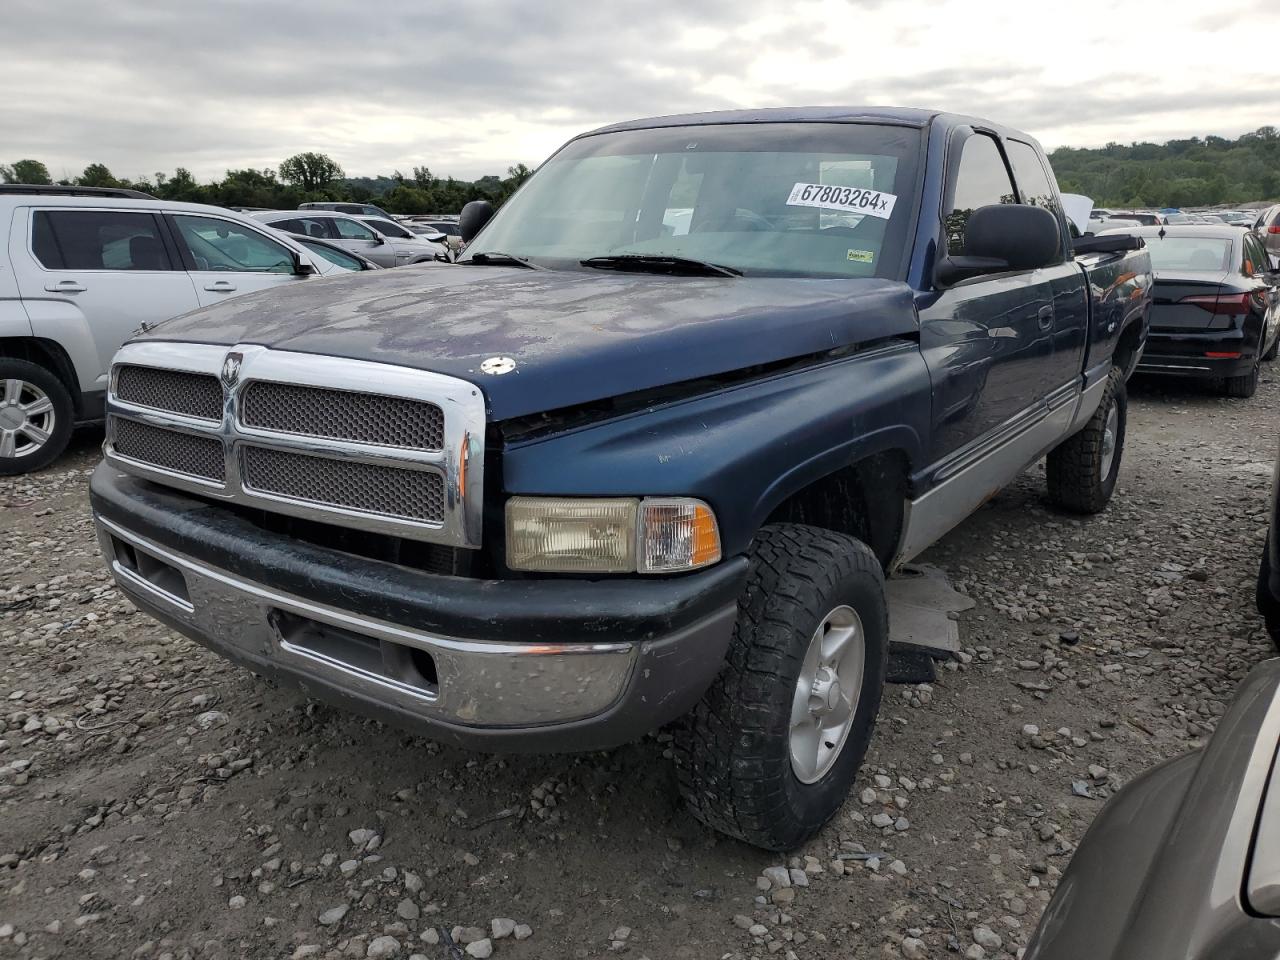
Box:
[239,381,444,450]
[240,446,445,523]
[115,366,223,422]
[111,417,225,482]
[105,344,485,547]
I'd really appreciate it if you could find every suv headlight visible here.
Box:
[506,496,721,574]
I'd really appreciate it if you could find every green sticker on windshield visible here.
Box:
[847,249,874,263]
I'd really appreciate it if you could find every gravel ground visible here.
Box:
[1,373,1276,960]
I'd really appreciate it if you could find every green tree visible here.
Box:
[278,152,344,193]
[78,163,122,187]
[2,159,52,184]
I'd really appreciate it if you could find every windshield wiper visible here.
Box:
[464,252,546,270]
[579,255,742,277]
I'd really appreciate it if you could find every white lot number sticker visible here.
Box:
[786,182,897,220]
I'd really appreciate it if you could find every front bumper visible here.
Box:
[1136,328,1257,378]
[90,465,745,752]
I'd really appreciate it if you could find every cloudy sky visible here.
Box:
[3,0,1277,183]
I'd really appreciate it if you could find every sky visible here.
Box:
[3,0,1277,184]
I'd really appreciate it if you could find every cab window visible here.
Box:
[945,133,1016,255]
[172,215,294,273]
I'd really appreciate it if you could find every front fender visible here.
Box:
[500,343,932,557]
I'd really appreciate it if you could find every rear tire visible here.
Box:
[672,524,887,851]
[0,359,74,476]
[1263,336,1277,362]
[1046,367,1126,514]
[1223,362,1260,398]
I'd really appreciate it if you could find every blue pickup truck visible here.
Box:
[89,107,1151,850]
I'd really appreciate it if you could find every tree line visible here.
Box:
[1050,126,1280,208]
[6,125,1279,213]
[0,152,534,214]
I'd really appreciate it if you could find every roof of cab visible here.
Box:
[587,106,941,135]
[580,105,1044,149]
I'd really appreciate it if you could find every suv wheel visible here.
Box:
[1045,367,1126,514]
[0,360,74,476]
[673,524,887,851]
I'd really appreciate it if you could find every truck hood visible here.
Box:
[143,265,917,420]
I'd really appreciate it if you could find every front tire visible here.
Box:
[0,360,74,476]
[1046,367,1126,514]
[673,524,887,851]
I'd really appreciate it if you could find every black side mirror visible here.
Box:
[459,200,495,244]
[292,253,317,276]
[936,204,1062,287]
[370,234,386,246]
[964,204,1061,267]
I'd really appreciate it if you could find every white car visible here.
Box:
[0,185,331,475]
[252,210,446,267]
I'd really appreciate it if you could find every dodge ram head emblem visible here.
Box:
[221,352,243,386]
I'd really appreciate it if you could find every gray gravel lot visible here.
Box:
[1,373,1276,960]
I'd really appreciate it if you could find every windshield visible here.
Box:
[1146,237,1233,272]
[464,122,922,279]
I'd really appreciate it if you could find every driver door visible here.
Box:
[166,213,309,307]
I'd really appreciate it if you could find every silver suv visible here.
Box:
[1255,204,1280,267]
[0,185,334,475]
[252,210,446,267]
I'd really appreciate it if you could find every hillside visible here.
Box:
[1049,126,1280,208]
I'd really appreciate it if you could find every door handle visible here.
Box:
[1037,306,1054,329]
[44,280,86,293]
[203,281,237,292]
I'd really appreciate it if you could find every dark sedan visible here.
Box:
[1101,225,1280,397]
[1025,659,1280,959]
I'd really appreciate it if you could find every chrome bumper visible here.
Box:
[96,516,640,728]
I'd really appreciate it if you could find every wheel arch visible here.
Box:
[0,336,83,415]
[760,439,913,570]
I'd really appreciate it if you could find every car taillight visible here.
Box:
[1179,292,1253,314]
[1269,225,1280,234]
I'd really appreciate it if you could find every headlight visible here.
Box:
[506,496,721,574]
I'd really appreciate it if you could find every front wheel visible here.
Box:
[672,524,887,851]
[1046,367,1127,514]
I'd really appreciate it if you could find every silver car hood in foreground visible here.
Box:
[1026,658,1280,959]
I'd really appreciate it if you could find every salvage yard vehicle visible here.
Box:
[1101,224,1280,397]
[89,107,1152,850]
[1025,658,1280,959]
[251,210,445,267]
[0,185,326,475]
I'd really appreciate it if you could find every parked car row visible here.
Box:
[1098,223,1280,397]
[250,210,446,266]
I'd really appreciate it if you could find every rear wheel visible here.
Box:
[673,524,887,851]
[1046,367,1126,514]
[1223,361,1260,398]
[0,359,74,476]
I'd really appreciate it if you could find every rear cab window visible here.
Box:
[31,210,174,271]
